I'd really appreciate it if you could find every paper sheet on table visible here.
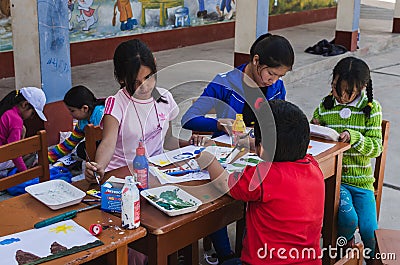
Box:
[213,134,232,145]
[308,140,335,156]
[0,220,102,265]
[212,127,253,146]
[150,166,210,184]
[148,145,206,167]
[225,153,263,173]
[148,146,234,167]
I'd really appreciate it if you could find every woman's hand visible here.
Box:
[339,131,350,143]
[217,118,234,134]
[85,161,105,183]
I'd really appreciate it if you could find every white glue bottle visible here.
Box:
[121,175,140,229]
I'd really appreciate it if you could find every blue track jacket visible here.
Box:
[181,63,286,137]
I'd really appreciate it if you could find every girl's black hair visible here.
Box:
[323,56,373,118]
[63,85,105,111]
[113,39,167,104]
[0,90,29,117]
[249,33,295,70]
[254,99,309,162]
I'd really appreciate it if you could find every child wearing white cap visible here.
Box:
[0,87,47,176]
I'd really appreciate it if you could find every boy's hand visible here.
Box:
[311,118,320,125]
[195,151,216,170]
[339,131,350,143]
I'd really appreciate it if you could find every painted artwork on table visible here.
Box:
[0,220,103,265]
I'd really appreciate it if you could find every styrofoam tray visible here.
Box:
[25,179,86,210]
[140,185,202,216]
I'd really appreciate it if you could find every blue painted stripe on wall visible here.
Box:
[353,0,361,31]
[38,0,72,103]
[256,0,270,38]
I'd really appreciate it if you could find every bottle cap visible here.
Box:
[136,142,146,156]
[125,175,135,184]
[236,114,243,120]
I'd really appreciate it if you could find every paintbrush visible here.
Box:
[224,143,240,161]
[225,129,254,160]
[84,149,101,189]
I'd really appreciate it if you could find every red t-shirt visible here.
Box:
[228,154,324,265]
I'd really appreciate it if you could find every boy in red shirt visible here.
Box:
[196,100,325,264]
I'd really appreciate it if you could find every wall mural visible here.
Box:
[0,0,336,53]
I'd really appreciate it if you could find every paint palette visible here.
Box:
[25,179,86,210]
[140,185,202,216]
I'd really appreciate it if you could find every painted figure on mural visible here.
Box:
[216,0,235,21]
[77,0,98,31]
[112,0,137,31]
[68,0,75,31]
[197,0,207,18]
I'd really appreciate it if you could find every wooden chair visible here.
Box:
[375,229,400,265]
[0,130,49,190]
[374,120,390,221]
[84,124,103,161]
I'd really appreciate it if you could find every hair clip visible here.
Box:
[15,89,19,97]
[367,102,373,108]
[254,97,265,110]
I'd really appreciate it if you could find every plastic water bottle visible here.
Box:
[121,175,140,229]
[232,114,246,147]
[133,142,149,190]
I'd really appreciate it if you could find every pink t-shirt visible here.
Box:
[103,88,179,172]
[0,106,27,172]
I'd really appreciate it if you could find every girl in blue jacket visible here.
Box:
[182,33,295,264]
[182,33,294,138]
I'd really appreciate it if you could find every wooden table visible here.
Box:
[0,194,146,265]
[102,166,244,265]
[375,229,400,265]
[97,139,349,265]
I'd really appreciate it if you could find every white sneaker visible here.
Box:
[226,9,234,20]
[204,250,219,265]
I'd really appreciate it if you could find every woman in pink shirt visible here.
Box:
[85,39,206,181]
[0,87,47,176]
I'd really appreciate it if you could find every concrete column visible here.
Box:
[234,0,269,66]
[393,0,400,33]
[11,0,72,144]
[10,0,41,90]
[334,0,360,52]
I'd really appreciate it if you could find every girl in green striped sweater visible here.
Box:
[312,57,382,259]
